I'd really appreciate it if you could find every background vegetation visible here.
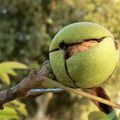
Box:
[0,0,120,120]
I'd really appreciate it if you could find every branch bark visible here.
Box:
[0,60,52,109]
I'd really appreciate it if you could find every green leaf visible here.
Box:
[0,61,28,84]
[0,67,11,74]
[0,61,28,69]
[7,69,17,76]
[6,100,28,116]
[0,61,28,75]
[0,100,27,120]
[0,106,19,120]
[0,73,10,85]
[88,111,110,120]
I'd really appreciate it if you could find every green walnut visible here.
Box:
[49,22,119,88]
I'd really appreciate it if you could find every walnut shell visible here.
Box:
[49,22,119,88]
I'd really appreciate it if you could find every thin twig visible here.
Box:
[26,88,64,97]
[44,77,120,109]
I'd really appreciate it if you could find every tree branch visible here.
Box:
[0,60,52,109]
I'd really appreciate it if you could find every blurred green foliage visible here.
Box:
[0,61,27,85]
[0,0,51,66]
[0,100,27,120]
[0,0,120,120]
[0,61,28,120]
